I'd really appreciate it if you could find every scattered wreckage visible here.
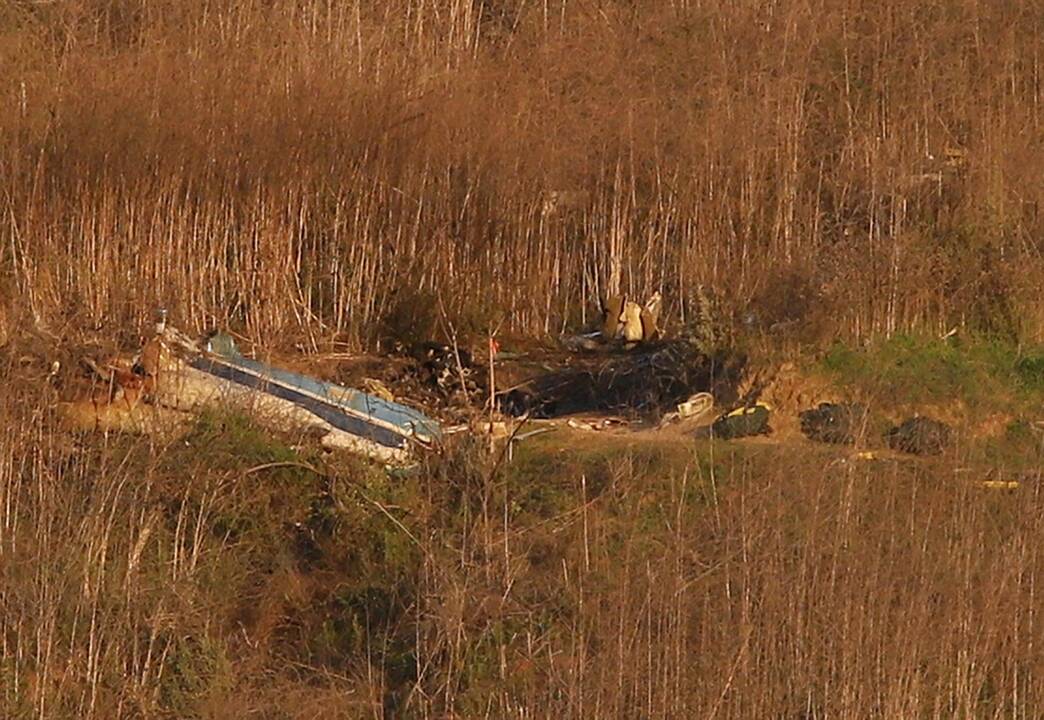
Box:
[561,292,663,351]
[55,297,960,464]
[799,402,868,445]
[797,403,954,456]
[693,402,772,439]
[61,315,441,465]
[58,292,746,460]
[497,339,744,421]
[885,416,952,456]
[498,292,743,421]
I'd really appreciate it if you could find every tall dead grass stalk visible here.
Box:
[1,1,1041,347]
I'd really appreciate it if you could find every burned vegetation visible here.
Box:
[497,340,745,420]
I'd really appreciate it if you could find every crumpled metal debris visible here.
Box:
[566,417,628,432]
[602,292,662,344]
[61,316,441,465]
[658,392,715,428]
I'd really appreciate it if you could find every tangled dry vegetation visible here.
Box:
[4,376,1044,718]
[3,1,1044,718]
[1,0,1042,348]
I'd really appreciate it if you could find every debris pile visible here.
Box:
[411,341,483,399]
[658,392,716,427]
[799,402,867,445]
[601,292,662,344]
[60,319,442,465]
[41,293,966,464]
[694,403,772,439]
[498,340,745,420]
[886,416,953,456]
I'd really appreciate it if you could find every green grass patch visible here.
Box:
[505,429,713,520]
[159,634,234,717]
[175,409,305,474]
[971,418,1044,471]
[1014,348,1044,394]
[820,334,1044,410]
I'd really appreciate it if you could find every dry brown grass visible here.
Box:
[3,377,1044,718]
[3,2,1044,717]
[2,0,1042,348]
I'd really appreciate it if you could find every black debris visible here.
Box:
[410,341,482,399]
[886,416,953,455]
[497,340,745,420]
[694,403,771,440]
[799,402,867,445]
